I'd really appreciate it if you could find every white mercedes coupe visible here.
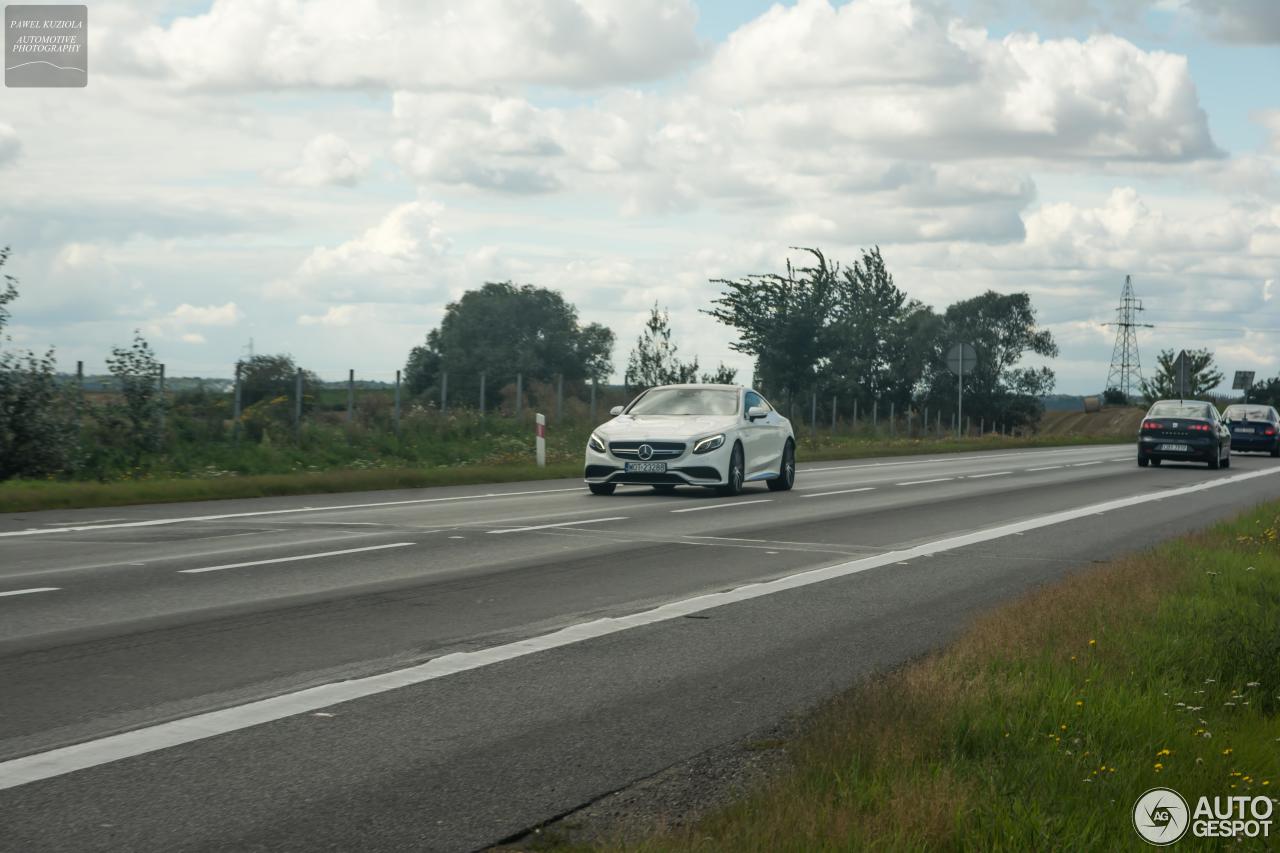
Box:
[584,384,796,496]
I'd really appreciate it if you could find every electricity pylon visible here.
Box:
[1103,275,1152,401]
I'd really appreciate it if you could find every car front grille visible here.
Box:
[608,440,686,460]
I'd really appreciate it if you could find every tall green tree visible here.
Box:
[701,363,738,384]
[102,331,165,467]
[1140,349,1223,404]
[0,247,79,479]
[625,304,699,390]
[826,247,938,412]
[405,281,614,404]
[923,291,1058,429]
[239,353,318,409]
[705,248,842,406]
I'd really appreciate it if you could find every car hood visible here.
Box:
[595,414,738,440]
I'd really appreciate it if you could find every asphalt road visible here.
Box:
[2,443,1279,851]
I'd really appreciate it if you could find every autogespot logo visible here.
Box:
[1134,788,1190,846]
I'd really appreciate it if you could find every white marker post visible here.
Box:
[535,413,546,467]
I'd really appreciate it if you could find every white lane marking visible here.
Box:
[4,464,1274,792]
[489,517,628,534]
[967,471,1012,479]
[799,445,1125,474]
[896,477,954,487]
[41,518,126,526]
[178,543,415,575]
[1109,457,1131,462]
[1027,465,1064,471]
[1072,461,1103,467]
[670,499,771,513]
[0,487,585,539]
[802,487,877,498]
[0,587,59,598]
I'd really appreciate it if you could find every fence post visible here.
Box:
[924,406,929,439]
[966,416,971,436]
[232,361,243,443]
[75,360,84,452]
[556,374,563,422]
[535,413,546,467]
[479,372,486,418]
[890,402,895,438]
[937,409,942,438]
[515,372,523,419]
[853,398,858,431]
[441,370,448,416]
[831,395,837,432]
[346,369,354,423]
[393,369,401,434]
[157,363,166,437]
[810,392,817,440]
[873,400,878,433]
[295,368,304,438]
[979,416,984,436]
[907,408,913,439]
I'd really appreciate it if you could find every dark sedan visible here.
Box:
[1137,400,1231,469]
[1222,404,1280,457]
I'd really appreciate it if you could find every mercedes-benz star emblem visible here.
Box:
[637,444,654,460]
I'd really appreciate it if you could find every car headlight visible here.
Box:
[693,434,725,454]
[588,433,606,453]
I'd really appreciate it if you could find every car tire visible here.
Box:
[767,440,796,492]
[651,484,677,493]
[1222,452,1231,469]
[1151,458,1161,466]
[717,443,745,497]
[1138,454,1149,468]
[1271,444,1279,458]
[588,483,616,496]
[1209,446,1221,469]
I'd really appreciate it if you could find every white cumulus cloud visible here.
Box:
[274,133,370,187]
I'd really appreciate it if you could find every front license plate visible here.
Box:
[1234,428,1255,434]
[1158,444,1190,452]
[625,461,667,473]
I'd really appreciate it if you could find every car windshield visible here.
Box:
[1147,402,1213,419]
[627,388,738,416]
[1223,406,1272,421]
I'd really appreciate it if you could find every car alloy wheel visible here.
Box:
[718,444,744,496]
[768,441,795,491]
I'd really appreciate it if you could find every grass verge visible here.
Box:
[0,433,1127,514]
[589,503,1280,851]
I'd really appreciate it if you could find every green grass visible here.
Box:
[587,504,1280,851]
[0,431,1127,513]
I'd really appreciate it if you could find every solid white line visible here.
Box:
[0,587,59,598]
[3,464,1275,792]
[799,445,1125,474]
[178,543,415,574]
[670,499,771,513]
[489,517,627,534]
[42,518,126,526]
[967,471,1012,479]
[1072,461,1104,467]
[896,477,953,486]
[802,487,877,498]
[0,487,585,539]
[1027,465,1064,471]
[2,465,1277,792]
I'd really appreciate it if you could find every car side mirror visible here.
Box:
[747,405,767,421]
[609,405,624,416]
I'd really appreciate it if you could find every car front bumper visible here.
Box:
[584,441,731,486]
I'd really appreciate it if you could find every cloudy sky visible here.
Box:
[1,0,1277,392]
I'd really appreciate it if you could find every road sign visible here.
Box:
[1232,370,1255,390]
[946,343,976,439]
[946,343,977,376]
[1172,350,1189,399]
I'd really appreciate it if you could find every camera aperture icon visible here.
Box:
[1133,787,1190,845]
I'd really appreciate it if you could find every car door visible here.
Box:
[740,391,774,478]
